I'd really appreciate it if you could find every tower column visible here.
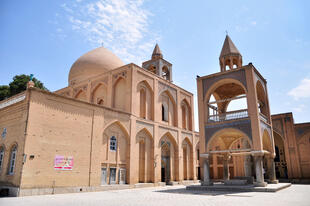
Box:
[223,154,230,181]
[242,138,252,177]
[253,154,267,187]
[229,57,234,70]
[201,155,213,186]
[268,156,279,184]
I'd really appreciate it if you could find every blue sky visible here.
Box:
[1,0,309,130]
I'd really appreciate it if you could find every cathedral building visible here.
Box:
[0,36,309,196]
[0,45,200,196]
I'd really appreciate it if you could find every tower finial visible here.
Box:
[226,30,228,35]
[152,43,163,60]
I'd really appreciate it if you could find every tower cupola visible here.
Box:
[142,44,172,82]
[219,35,242,72]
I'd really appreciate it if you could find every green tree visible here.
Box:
[0,85,10,101]
[0,74,48,101]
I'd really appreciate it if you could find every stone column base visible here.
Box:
[254,182,267,187]
[201,181,213,186]
[269,180,279,184]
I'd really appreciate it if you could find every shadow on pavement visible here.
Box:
[154,187,253,197]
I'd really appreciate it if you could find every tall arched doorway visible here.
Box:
[161,141,170,183]
[273,131,288,178]
[160,133,178,183]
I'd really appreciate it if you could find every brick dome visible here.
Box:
[68,47,124,85]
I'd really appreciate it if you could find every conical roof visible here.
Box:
[220,35,241,58]
[152,44,163,59]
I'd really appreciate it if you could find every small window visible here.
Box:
[8,145,17,175]
[110,136,117,151]
[162,103,168,122]
[197,149,200,160]
[0,147,4,172]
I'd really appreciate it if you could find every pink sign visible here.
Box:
[54,155,73,170]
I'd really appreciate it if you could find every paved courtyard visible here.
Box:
[1,184,310,206]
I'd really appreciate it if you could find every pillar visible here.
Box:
[201,156,213,186]
[223,154,230,181]
[254,155,267,187]
[244,155,252,177]
[229,57,233,70]
[268,156,279,184]
[242,139,252,177]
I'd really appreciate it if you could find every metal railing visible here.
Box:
[208,109,248,123]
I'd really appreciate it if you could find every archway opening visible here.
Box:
[207,129,252,181]
[102,122,129,185]
[159,91,177,126]
[256,81,269,119]
[206,81,247,123]
[160,133,178,183]
[162,66,170,80]
[273,131,288,178]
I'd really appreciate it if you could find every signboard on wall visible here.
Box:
[54,155,73,170]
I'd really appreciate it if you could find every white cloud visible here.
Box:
[61,0,160,64]
[251,21,257,26]
[288,78,310,100]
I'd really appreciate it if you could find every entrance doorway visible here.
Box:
[101,168,107,185]
[109,168,116,184]
[274,132,288,178]
[161,156,170,183]
[161,141,171,183]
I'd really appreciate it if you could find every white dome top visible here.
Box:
[69,47,124,85]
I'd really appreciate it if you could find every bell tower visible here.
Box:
[142,44,173,82]
[219,35,243,72]
[197,35,278,187]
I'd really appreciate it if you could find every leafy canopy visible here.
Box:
[0,74,48,101]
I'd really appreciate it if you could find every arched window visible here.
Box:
[162,66,170,80]
[182,104,187,129]
[162,103,168,122]
[197,149,200,160]
[0,146,4,172]
[140,88,146,118]
[8,145,17,175]
[110,136,117,151]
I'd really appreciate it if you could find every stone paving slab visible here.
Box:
[1,184,310,206]
[187,183,291,192]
